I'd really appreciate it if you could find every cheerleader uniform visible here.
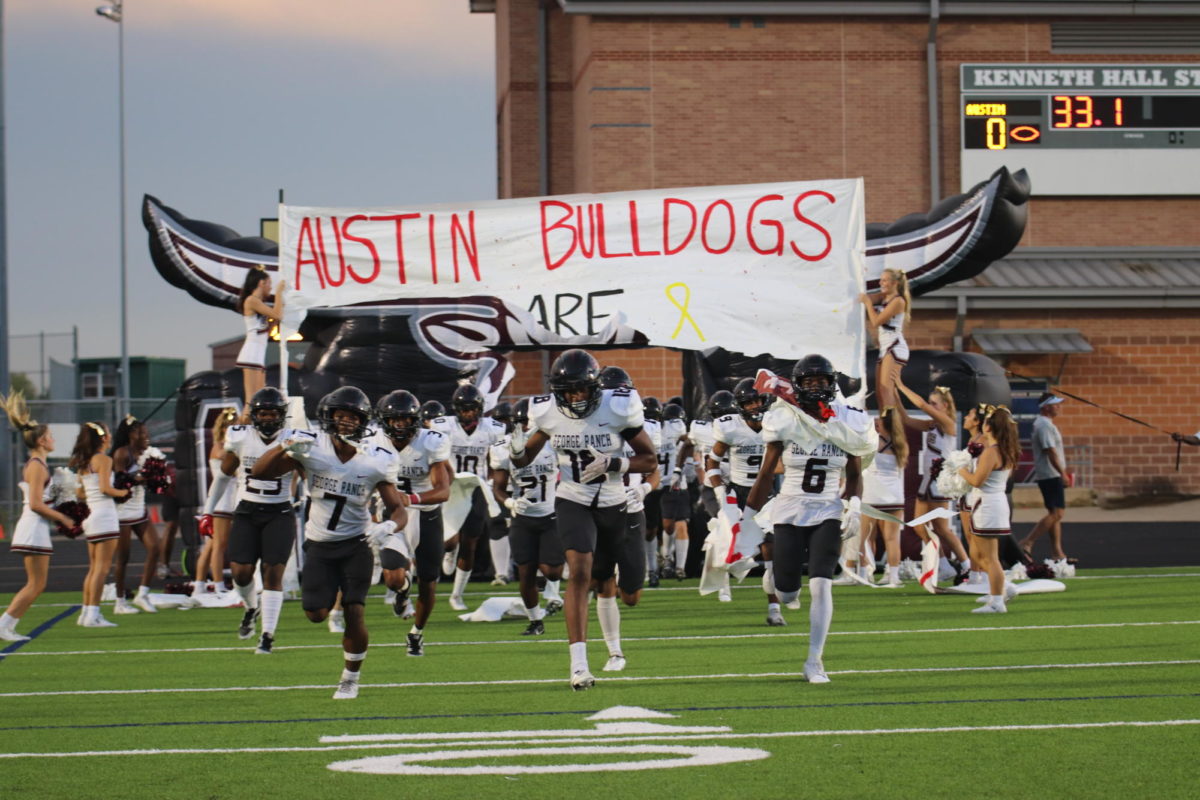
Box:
[875,300,909,365]
[917,426,954,503]
[969,449,1012,537]
[117,480,148,526]
[81,472,121,542]
[11,460,53,555]
[209,457,237,519]
[235,312,269,370]
[862,435,904,514]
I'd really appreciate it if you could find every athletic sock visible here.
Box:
[596,596,621,656]
[234,580,258,610]
[409,625,423,636]
[762,561,776,596]
[961,558,972,572]
[887,565,900,582]
[542,579,561,601]
[136,585,150,598]
[526,604,545,621]
[260,590,283,635]
[673,538,688,572]
[808,577,833,660]
[662,533,674,564]
[451,567,471,599]
[644,538,658,574]
[569,641,589,674]
[857,564,872,580]
[767,602,781,615]
[489,537,512,580]
[0,612,17,630]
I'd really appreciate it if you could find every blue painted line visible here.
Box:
[0,691,1193,732]
[0,606,80,661]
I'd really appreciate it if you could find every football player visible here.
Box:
[198,387,296,653]
[490,398,562,636]
[640,397,665,579]
[374,390,452,657]
[709,378,785,623]
[509,350,656,690]
[740,355,877,684]
[658,402,691,580]
[431,385,508,610]
[690,390,736,517]
[253,386,409,700]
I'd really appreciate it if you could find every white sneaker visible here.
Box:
[802,659,831,684]
[0,627,30,642]
[177,595,202,610]
[448,594,468,612]
[133,594,157,614]
[1003,582,1019,602]
[879,575,903,588]
[717,587,733,602]
[82,613,118,628]
[832,573,858,586]
[327,614,345,634]
[101,583,117,602]
[975,594,991,604]
[332,679,360,700]
[113,598,140,615]
[570,669,596,691]
[972,599,1007,614]
[603,654,626,672]
[766,608,787,627]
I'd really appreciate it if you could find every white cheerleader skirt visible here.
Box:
[862,467,905,512]
[212,485,238,518]
[917,471,949,504]
[11,510,53,555]
[970,492,1011,537]
[878,329,909,365]
[118,487,148,525]
[236,334,267,370]
[83,498,121,542]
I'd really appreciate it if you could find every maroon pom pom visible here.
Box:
[140,457,173,495]
[930,457,945,479]
[967,441,985,458]
[55,501,90,538]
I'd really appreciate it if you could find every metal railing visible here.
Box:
[26,397,177,443]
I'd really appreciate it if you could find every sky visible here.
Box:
[3,0,496,390]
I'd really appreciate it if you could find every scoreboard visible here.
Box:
[960,64,1200,195]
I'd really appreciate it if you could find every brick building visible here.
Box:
[473,0,1200,500]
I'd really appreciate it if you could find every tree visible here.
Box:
[9,372,37,400]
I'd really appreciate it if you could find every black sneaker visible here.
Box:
[522,619,545,636]
[406,631,424,657]
[393,581,410,618]
[255,632,274,654]
[238,608,260,640]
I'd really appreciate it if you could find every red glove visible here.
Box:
[1064,471,1075,488]
[197,514,214,538]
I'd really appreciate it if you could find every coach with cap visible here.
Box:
[1019,393,1072,566]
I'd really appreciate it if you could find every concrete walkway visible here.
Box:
[1012,497,1200,524]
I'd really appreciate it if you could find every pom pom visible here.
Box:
[934,449,974,499]
[54,500,90,538]
[111,470,135,504]
[967,441,985,458]
[44,467,81,507]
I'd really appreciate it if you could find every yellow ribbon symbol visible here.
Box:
[665,282,706,342]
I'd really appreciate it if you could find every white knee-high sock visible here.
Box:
[489,537,511,580]
[451,567,471,599]
[674,538,688,572]
[644,538,658,573]
[542,579,561,601]
[260,590,283,635]
[596,596,622,656]
[762,561,776,596]
[808,577,833,661]
[235,581,258,610]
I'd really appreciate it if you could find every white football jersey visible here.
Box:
[367,428,451,509]
[431,415,507,480]
[690,419,731,483]
[225,424,294,506]
[621,441,649,514]
[655,418,688,481]
[528,386,645,508]
[712,413,766,488]
[491,436,558,518]
[288,430,396,542]
[763,402,872,527]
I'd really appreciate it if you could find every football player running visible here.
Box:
[373,390,452,656]
[432,385,508,611]
[198,387,296,653]
[741,356,877,684]
[491,398,563,636]
[253,386,409,699]
[709,379,786,622]
[510,350,656,690]
[658,403,691,580]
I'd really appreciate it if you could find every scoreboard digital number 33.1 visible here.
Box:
[960,64,1200,196]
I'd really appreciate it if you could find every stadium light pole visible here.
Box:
[96,1,129,418]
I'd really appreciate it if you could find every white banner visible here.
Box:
[279,179,867,375]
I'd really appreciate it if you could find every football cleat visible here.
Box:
[544,598,564,615]
[647,572,660,588]
[521,619,545,636]
[406,632,424,657]
[802,659,831,684]
[448,595,468,612]
[332,678,360,700]
[570,669,596,691]
[766,609,787,627]
[392,587,410,619]
[238,607,260,639]
[132,594,157,614]
[603,654,627,672]
[255,632,274,655]
[490,575,508,587]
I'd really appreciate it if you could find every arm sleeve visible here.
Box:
[202,470,235,515]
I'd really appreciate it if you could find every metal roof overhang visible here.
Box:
[971,328,1093,355]
[548,1,1200,16]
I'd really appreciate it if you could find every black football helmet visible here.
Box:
[792,354,838,406]
[490,400,514,433]
[548,349,602,419]
[512,397,531,429]
[377,390,421,446]
[248,387,287,437]
[642,397,662,422]
[663,403,686,424]
[451,384,485,428]
[317,386,372,441]
[420,400,446,425]
[707,390,737,419]
[598,365,634,390]
[733,378,774,423]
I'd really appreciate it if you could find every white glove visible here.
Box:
[504,495,531,516]
[841,496,862,542]
[580,451,627,484]
[624,482,652,506]
[713,483,728,507]
[367,519,397,547]
[670,469,683,490]
[280,431,313,457]
[738,506,764,541]
[508,426,528,458]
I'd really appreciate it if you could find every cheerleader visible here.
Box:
[859,268,911,411]
[957,406,1021,614]
[235,267,286,408]
[894,378,972,580]
[860,407,909,587]
[182,409,238,606]
[110,416,160,614]
[0,393,75,642]
[958,403,994,587]
[69,421,130,627]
